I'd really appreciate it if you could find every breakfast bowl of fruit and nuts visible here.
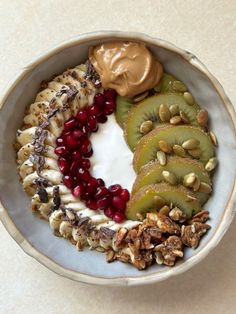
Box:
[0,31,235,286]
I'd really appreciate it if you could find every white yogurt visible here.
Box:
[90,114,136,191]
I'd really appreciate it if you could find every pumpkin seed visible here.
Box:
[180,111,190,124]
[192,175,201,191]
[209,131,218,146]
[156,150,167,166]
[173,144,186,157]
[136,212,144,221]
[169,104,180,116]
[159,140,172,153]
[183,92,194,105]
[186,194,198,202]
[162,170,177,185]
[182,138,200,150]
[183,173,196,188]
[96,246,105,252]
[159,104,171,122]
[205,157,218,171]
[197,109,208,127]
[140,120,153,134]
[133,91,149,103]
[187,148,202,158]
[198,182,212,194]
[170,115,182,125]
[172,80,187,92]
[159,205,170,215]
[153,195,166,208]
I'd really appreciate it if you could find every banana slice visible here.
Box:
[18,144,57,163]
[17,143,34,164]
[47,81,72,121]
[45,185,70,196]
[43,145,58,160]
[31,185,71,206]
[23,170,63,195]
[19,156,59,180]
[19,159,34,179]
[16,127,56,146]
[35,88,58,103]
[27,101,50,114]
[37,202,52,220]
[90,214,109,224]
[24,101,50,126]
[63,202,87,211]
[53,74,87,113]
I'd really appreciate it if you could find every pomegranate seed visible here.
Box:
[108,184,122,196]
[104,89,117,101]
[72,185,84,198]
[97,197,110,209]
[86,177,98,194]
[81,139,92,155]
[84,148,93,158]
[72,129,84,140]
[82,192,92,200]
[95,186,109,199]
[81,125,91,137]
[88,115,98,132]
[58,157,70,174]
[70,160,80,173]
[64,118,77,131]
[86,199,98,210]
[77,168,91,182]
[72,151,82,161]
[94,93,105,106]
[88,104,102,117]
[97,115,107,123]
[81,158,91,169]
[113,212,125,223]
[96,178,105,187]
[56,137,64,146]
[63,175,75,189]
[61,131,71,141]
[120,189,130,202]
[112,196,126,211]
[104,100,116,115]
[104,207,115,218]
[76,109,88,124]
[55,146,67,156]
[65,134,79,149]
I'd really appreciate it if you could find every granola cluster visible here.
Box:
[104,210,210,269]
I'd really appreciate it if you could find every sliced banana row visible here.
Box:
[48,208,141,250]
[16,61,142,248]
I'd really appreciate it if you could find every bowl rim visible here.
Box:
[0,30,236,286]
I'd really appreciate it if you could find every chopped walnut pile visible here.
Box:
[155,236,183,266]
[181,222,210,248]
[106,210,210,270]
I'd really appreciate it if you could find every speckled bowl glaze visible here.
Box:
[0,31,236,286]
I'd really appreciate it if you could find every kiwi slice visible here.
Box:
[155,73,177,93]
[133,125,215,173]
[115,96,133,128]
[132,156,211,205]
[124,93,200,151]
[126,183,201,220]
[115,73,186,129]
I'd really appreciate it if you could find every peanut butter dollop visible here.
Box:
[89,41,163,98]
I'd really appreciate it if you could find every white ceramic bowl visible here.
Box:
[0,31,236,286]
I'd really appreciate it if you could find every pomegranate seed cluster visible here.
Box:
[54,89,130,223]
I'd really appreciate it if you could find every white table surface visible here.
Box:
[0,1,236,313]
